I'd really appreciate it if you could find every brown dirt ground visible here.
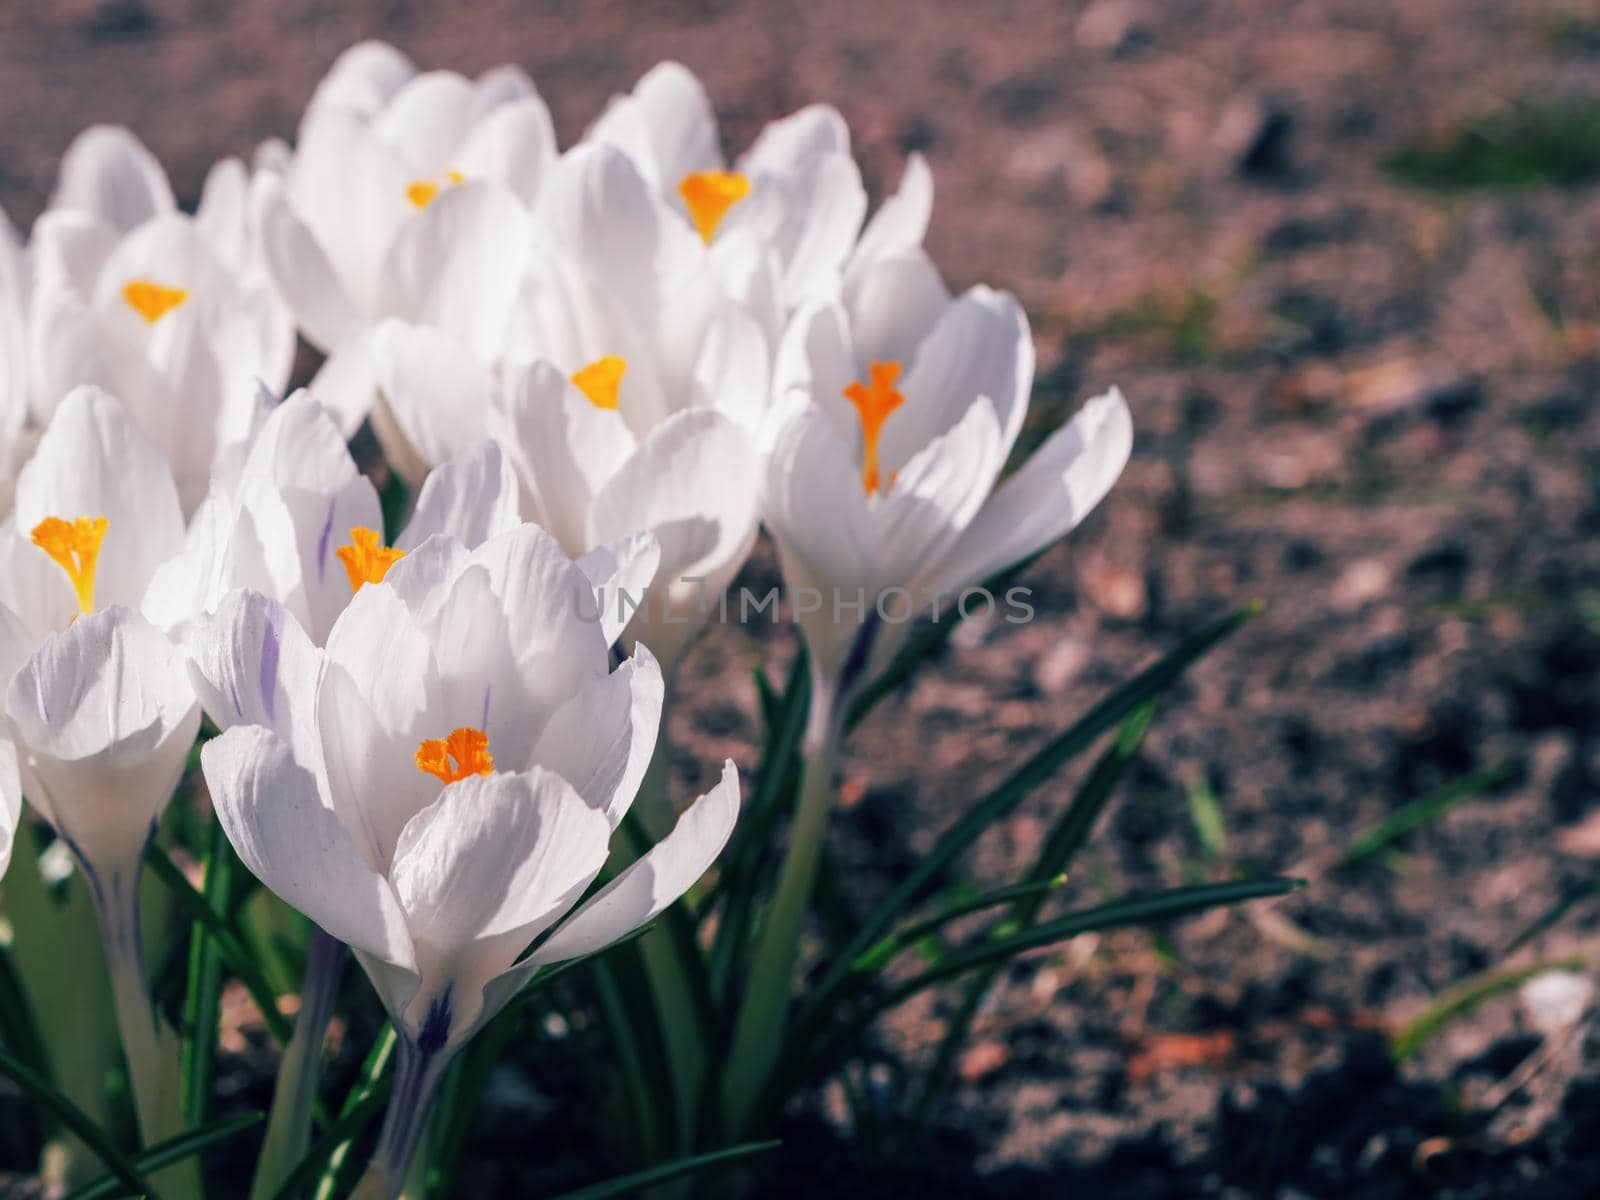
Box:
[6,1,1600,1197]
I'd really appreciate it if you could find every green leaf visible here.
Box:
[545,1140,781,1200]
[798,608,1257,1035]
[850,877,1068,974]
[62,1110,264,1200]
[181,816,237,1126]
[146,847,293,1045]
[379,471,411,545]
[302,1024,397,1200]
[706,651,811,1003]
[1335,761,1516,871]
[0,1044,156,1200]
[773,877,1301,1109]
[1390,956,1589,1062]
[908,701,1157,1128]
[0,941,54,1110]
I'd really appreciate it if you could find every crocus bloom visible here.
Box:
[761,255,1133,726]
[254,40,556,435]
[586,61,881,312]
[0,385,196,1155]
[371,143,768,667]
[195,523,739,1194]
[28,126,294,513]
[145,389,520,645]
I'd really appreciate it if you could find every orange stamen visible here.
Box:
[335,527,404,593]
[415,727,495,784]
[570,356,627,410]
[122,280,188,323]
[678,170,750,242]
[31,516,108,614]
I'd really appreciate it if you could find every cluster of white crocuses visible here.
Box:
[0,40,1131,1198]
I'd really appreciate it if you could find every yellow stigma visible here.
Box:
[406,170,466,209]
[678,170,750,242]
[570,355,627,410]
[416,727,495,784]
[122,280,188,324]
[335,527,404,593]
[31,516,108,614]
[842,361,907,495]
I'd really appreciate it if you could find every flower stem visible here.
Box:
[84,853,197,1199]
[250,926,346,1200]
[350,1036,450,1200]
[722,674,841,1136]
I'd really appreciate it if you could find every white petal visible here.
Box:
[8,606,199,871]
[530,642,663,828]
[303,40,415,130]
[454,96,557,207]
[9,386,184,630]
[318,584,443,873]
[388,766,612,1040]
[915,388,1133,599]
[307,326,380,439]
[843,248,950,373]
[373,71,477,174]
[586,61,722,187]
[850,151,933,269]
[377,182,530,360]
[253,174,362,353]
[881,285,1032,472]
[489,361,635,555]
[51,126,174,232]
[575,532,662,647]
[371,321,493,481]
[398,440,522,552]
[202,724,415,970]
[530,760,738,966]
[0,738,20,879]
[183,589,323,772]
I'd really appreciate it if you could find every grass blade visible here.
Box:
[0,1045,156,1200]
[0,941,54,1109]
[1335,761,1517,871]
[798,608,1257,1035]
[303,1024,397,1200]
[147,847,293,1045]
[849,877,1069,974]
[545,1140,781,1200]
[180,816,236,1126]
[62,1111,264,1200]
[1390,956,1589,1062]
[1502,880,1600,956]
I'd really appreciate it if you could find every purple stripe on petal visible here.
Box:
[481,685,491,730]
[316,499,337,584]
[229,678,244,719]
[259,603,283,723]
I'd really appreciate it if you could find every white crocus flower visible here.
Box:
[254,40,555,435]
[28,126,294,513]
[586,60,888,312]
[0,384,196,1162]
[371,143,766,668]
[194,523,739,1196]
[145,389,520,646]
[761,255,1133,732]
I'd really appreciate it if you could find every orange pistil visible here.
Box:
[31,516,108,613]
[335,527,404,593]
[842,361,907,495]
[678,170,750,242]
[570,355,627,410]
[122,280,188,324]
[415,727,495,784]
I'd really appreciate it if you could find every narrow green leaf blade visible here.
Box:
[1390,956,1588,1062]
[545,1140,781,1200]
[801,609,1257,1031]
[181,815,236,1126]
[147,847,293,1045]
[62,1111,264,1200]
[1336,760,1516,871]
[0,1045,157,1200]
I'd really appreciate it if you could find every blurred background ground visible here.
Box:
[5,1,1600,1196]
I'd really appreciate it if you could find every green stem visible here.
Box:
[250,926,345,1200]
[721,680,840,1138]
